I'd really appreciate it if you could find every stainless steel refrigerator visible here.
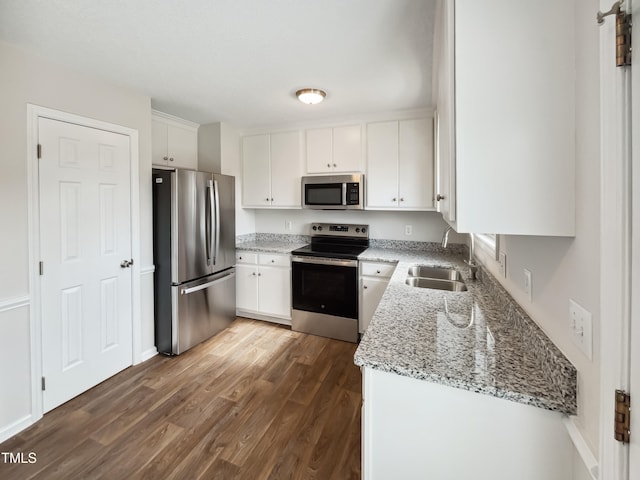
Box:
[152,168,236,355]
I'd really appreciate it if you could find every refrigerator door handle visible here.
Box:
[213,179,220,264]
[206,180,214,266]
[180,270,236,295]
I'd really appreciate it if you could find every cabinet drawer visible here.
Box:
[258,253,290,267]
[236,252,258,264]
[361,261,396,278]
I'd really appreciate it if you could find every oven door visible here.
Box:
[291,256,358,319]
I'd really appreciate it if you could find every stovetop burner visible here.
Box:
[291,223,369,260]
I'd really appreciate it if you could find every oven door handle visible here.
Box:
[291,256,358,268]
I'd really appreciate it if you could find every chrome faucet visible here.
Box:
[441,227,478,280]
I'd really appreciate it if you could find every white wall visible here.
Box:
[253,209,462,243]
[0,40,154,441]
[474,0,601,462]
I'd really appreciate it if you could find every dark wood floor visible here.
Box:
[0,318,362,480]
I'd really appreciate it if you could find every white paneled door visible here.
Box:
[38,117,133,412]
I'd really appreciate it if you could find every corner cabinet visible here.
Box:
[235,251,292,324]
[366,118,434,210]
[433,0,575,236]
[241,131,303,208]
[151,111,198,169]
[359,261,396,333]
[305,125,362,173]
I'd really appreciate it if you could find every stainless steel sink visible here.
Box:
[405,277,468,292]
[407,266,464,281]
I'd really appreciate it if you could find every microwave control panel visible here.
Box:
[346,183,360,205]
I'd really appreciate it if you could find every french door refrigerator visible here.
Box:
[153,168,236,355]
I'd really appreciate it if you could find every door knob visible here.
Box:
[436,194,446,201]
[120,259,133,268]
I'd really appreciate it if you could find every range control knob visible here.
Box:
[318,226,323,231]
[312,226,317,231]
[361,227,367,234]
[355,228,360,233]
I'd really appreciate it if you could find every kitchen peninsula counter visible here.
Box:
[355,245,577,415]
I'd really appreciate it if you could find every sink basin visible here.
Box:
[407,266,463,281]
[405,277,468,292]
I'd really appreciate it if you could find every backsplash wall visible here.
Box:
[253,209,468,243]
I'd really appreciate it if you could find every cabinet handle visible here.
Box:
[333,163,337,168]
[239,256,242,260]
[392,198,397,202]
[327,163,331,168]
[163,156,168,161]
[271,198,274,202]
[271,259,275,263]
[376,270,381,274]
[436,194,445,201]
[252,272,256,276]
[400,198,404,202]
[258,272,262,276]
[169,157,174,162]
[265,197,270,201]
[363,285,368,289]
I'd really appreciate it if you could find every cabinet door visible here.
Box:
[258,266,291,318]
[167,124,198,169]
[242,134,272,207]
[434,0,456,223]
[360,276,389,333]
[399,118,434,209]
[366,121,399,208]
[270,131,302,207]
[236,264,258,312]
[333,125,362,172]
[151,118,169,165]
[306,128,333,173]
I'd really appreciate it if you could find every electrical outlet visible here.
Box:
[523,269,532,302]
[569,299,593,360]
[405,224,412,236]
[285,220,292,231]
[499,252,507,278]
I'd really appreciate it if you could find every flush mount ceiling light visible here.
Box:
[296,88,326,105]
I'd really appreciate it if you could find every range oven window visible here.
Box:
[305,183,343,206]
[292,260,358,319]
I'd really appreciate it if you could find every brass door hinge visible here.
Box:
[614,389,631,443]
[597,1,632,66]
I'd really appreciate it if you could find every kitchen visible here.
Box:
[0,0,637,479]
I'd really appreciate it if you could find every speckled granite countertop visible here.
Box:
[355,246,577,415]
[236,233,309,254]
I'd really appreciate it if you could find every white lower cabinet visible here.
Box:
[236,251,291,323]
[359,261,396,333]
[361,367,572,480]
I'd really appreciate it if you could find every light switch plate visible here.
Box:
[405,225,412,236]
[569,299,593,360]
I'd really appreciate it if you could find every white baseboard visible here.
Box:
[236,310,292,326]
[140,347,158,362]
[0,414,37,445]
[564,416,599,480]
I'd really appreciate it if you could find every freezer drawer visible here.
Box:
[165,268,236,355]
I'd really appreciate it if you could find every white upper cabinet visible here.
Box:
[242,131,302,208]
[306,125,362,173]
[151,111,198,169]
[366,118,434,210]
[433,0,575,236]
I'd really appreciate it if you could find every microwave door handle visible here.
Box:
[213,179,220,264]
[342,183,347,206]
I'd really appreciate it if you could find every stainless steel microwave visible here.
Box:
[301,174,364,210]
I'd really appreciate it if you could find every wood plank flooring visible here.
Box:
[0,318,362,480]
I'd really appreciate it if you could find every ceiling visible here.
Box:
[0,0,436,129]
